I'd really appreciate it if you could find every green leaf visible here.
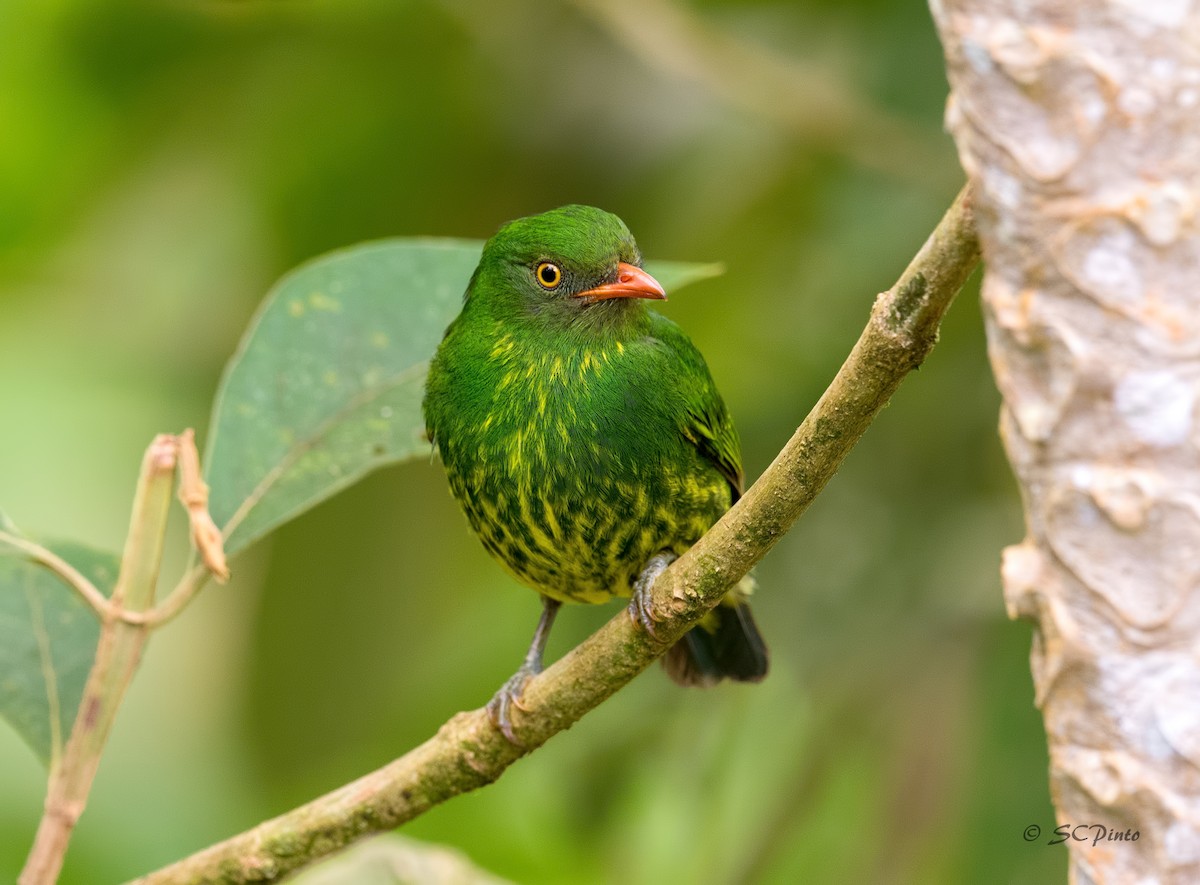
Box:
[0,540,116,766]
[643,258,725,291]
[205,236,722,556]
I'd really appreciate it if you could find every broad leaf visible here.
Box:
[206,237,721,556]
[0,539,116,766]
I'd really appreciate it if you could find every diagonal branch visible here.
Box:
[132,184,980,885]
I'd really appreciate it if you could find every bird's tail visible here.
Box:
[662,597,769,687]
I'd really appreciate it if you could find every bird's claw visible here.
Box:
[487,667,536,746]
[628,551,678,641]
[628,589,662,640]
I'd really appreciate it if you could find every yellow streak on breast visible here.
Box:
[507,428,525,476]
[517,488,557,556]
[490,334,514,359]
[542,498,562,539]
[580,350,598,377]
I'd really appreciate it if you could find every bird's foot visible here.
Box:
[487,664,539,745]
[628,551,678,641]
[487,596,560,745]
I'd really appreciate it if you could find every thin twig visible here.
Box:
[124,565,209,629]
[131,184,979,885]
[0,530,111,619]
[176,429,229,583]
[125,430,224,629]
[20,435,180,885]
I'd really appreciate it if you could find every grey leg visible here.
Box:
[487,596,561,744]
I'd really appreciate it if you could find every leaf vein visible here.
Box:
[24,577,63,768]
[219,361,428,545]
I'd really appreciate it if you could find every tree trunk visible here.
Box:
[930,2,1200,881]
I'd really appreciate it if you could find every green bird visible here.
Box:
[424,205,767,738]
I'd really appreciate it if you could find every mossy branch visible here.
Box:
[132,184,980,885]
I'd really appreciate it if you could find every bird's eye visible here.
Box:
[535,262,562,289]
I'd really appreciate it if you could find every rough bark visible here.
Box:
[930,2,1200,881]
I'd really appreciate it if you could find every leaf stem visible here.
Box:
[20,435,179,885]
[131,183,980,885]
[0,530,110,619]
[125,564,210,629]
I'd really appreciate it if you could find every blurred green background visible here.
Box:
[0,0,1061,882]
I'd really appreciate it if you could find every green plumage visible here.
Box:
[424,205,767,692]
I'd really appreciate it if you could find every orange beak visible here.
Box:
[575,263,666,302]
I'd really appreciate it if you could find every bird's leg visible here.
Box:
[628,550,678,641]
[487,595,561,744]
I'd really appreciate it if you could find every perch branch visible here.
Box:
[132,184,980,885]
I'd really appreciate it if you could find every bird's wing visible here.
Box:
[683,398,744,500]
[650,313,745,500]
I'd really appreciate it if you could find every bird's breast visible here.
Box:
[436,333,727,603]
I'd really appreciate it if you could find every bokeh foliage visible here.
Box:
[0,0,1060,882]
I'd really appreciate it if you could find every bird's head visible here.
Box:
[467,205,665,327]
